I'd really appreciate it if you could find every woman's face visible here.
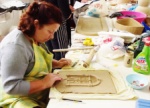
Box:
[33,20,60,43]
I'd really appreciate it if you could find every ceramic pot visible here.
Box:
[138,0,150,7]
[117,0,130,4]
[135,6,150,16]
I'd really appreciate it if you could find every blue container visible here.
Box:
[142,21,150,33]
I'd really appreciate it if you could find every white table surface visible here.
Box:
[47,61,150,108]
[47,32,150,108]
[47,64,150,108]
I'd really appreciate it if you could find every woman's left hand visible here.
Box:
[58,58,72,68]
[53,58,72,68]
[69,5,75,12]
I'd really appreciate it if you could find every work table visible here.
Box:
[47,32,150,108]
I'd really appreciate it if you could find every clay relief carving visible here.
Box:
[54,71,117,94]
[64,75,101,87]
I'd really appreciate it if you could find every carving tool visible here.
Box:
[71,60,79,67]
[62,98,82,102]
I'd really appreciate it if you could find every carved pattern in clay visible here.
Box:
[64,75,101,87]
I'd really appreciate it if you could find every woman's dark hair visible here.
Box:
[18,1,63,37]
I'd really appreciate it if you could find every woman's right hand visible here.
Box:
[42,73,62,88]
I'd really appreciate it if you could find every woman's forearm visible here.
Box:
[29,73,62,94]
[29,79,46,94]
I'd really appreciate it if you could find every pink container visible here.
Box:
[117,11,147,23]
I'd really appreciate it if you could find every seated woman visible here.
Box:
[0,1,71,108]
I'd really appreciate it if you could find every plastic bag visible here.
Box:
[85,0,109,17]
[98,35,125,59]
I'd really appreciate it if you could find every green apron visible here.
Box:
[0,41,53,108]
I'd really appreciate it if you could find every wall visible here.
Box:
[0,11,22,36]
[0,0,34,36]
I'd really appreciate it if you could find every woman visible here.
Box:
[44,0,73,60]
[0,1,71,108]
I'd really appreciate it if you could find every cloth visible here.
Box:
[50,68,137,100]
[0,39,53,107]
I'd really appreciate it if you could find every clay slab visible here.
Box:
[54,70,117,94]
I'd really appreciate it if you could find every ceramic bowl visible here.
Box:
[115,18,144,35]
[126,74,149,90]
[117,11,147,23]
[117,0,130,4]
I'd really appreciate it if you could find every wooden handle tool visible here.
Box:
[53,47,93,52]
[83,45,100,68]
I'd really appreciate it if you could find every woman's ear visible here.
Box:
[34,19,39,27]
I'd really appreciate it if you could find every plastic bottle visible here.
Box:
[133,37,150,75]
[124,51,134,67]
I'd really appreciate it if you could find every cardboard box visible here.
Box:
[114,18,144,35]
